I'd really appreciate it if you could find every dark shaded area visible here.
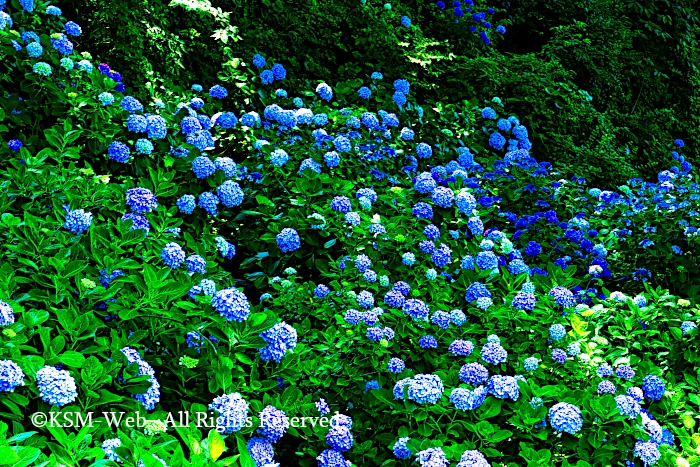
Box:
[37,0,700,186]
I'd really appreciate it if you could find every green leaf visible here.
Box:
[207,429,225,462]
[490,429,513,443]
[59,351,85,368]
[62,260,86,278]
[256,195,273,206]
[281,385,302,410]
[0,447,19,465]
[236,433,256,467]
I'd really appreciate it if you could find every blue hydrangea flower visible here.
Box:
[324,151,341,168]
[217,180,244,207]
[449,339,474,356]
[333,136,351,152]
[400,15,411,27]
[0,301,14,327]
[597,364,613,377]
[121,96,143,113]
[487,375,520,400]
[567,343,581,356]
[419,335,438,349]
[388,357,405,373]
[315,284,330,298]
[216,112,238,129]
[161,242,185,268]
[127,115,148,133]
[26,42,42,58]
[36,366,78,406]
[121,213,150,233]
[552,348,567,364]
[135,138,153,155]
[209,392,249,433]
[475,251,498,271]
[412,202,433,219]
[316,83,333,101]
[476,297,493,311]
[276,228,300,253]
[481,342,507,365]
[627,386,643,402]
[480,107,497,120]
[317,449,349,467]
[252,54,266,68]
[456,191,477,214]
[403,299,429,320]
[451,386,487,411]
[392,91,407,106]
[187,129,215,151]
[260,70,274,85]
[212,288,250,322]
[468,216,484,236]
[616,365,635,380]
[549,286,576,308]
[524,357,539,371]
[197,191,220,216]
[271,63,286,80]
[512,292,536,311]
[64,209,93,234]
[101,439,122,463]
[247,437,274,466]
[682,321,697,334]
[180,116,202,135]
[548,402,583,434]
[643,375,665,401]
[299,158,321,175]
[125,187,157,213]
[64,21,82,36]
[549,324,566,341]
[432,187,454,208]
[209,85,228,99]
[259,322,297,363]
[489,132,506,150]
[598,380,616,394]
[465,282,491,303]
[408,374,444,404]
[615,395,641,418]
[0,360,25,392]
[98,92,115,106]
[400,127,415,140]
[33,62,52,76]
[51,33,74,55]
[450,309,467,326]
[634,441,660,466]
[391,80,409,95]
[241,112,259,127]
[357,290,374,309]
[393,437,411,459]
[185,255,206,274]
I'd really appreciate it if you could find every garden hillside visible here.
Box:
[1,1,700,467]
[58,0,700,186]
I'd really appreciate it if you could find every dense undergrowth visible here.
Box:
[1,1,700,467]
[57,0,699,186]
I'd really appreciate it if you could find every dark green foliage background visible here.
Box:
[60,0,698,186]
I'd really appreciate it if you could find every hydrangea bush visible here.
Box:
[0,1,698,467]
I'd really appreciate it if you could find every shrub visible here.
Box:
[0,2,698,467]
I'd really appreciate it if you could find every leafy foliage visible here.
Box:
[0,1,699,467]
